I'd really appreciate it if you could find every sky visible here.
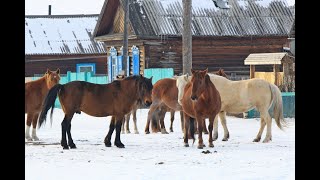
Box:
[25,0,295,15]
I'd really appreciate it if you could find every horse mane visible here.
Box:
[113,75,153,91]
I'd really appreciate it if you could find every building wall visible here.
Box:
[25,56,108,76]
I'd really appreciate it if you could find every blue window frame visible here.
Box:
[76,63,96,74]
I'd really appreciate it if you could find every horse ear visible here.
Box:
[184,73,189,81]
[56,68,60,74]
[191,69,196,75]
[149,76,153,81]
[46,68,51,74]
[203,68,208,75]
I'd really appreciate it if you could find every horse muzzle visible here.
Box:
[191,95,197,101]
[145,101,152,107]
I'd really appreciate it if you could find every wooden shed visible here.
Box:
[93,0,295,79]
[244,52,295,91]
[25,14,108,77]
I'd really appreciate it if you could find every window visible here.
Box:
[76,63,96,74]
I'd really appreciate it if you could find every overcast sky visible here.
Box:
[25,0,295,15]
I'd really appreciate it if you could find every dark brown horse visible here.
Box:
[181,69,221,149]
[25,68,60,141]
[38,75,153,149]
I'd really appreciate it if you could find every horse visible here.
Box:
[114,74,174,134]
[150,103,176,133]
[144,69,228,134]
[38,75,153,149]
[176,71,287,143]
[180,68,221,149]
[25,68,60,141]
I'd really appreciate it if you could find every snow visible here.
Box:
[26,108,295,180]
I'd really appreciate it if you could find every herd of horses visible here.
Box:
[25,68,287,149]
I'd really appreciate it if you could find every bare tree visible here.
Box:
[182,0,192,75]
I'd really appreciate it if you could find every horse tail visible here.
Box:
[38,84,63,128]
[189,117,195,145]
[269,83,287,130]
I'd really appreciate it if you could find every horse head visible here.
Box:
[215,68,228,79]
[138,75,153,107]
[176,73,191,105]
[190,68,208,101]
[45,68,61,89]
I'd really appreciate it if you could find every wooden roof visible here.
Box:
[244,52,294,65]
[93,0,295,40]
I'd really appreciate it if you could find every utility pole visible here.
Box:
[182,0,192,75]
[123,0,129,76]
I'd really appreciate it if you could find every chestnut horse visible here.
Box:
[25,68,60,141]
[144,69,228,134]
[38,75,153,149]
[180,69,221,149]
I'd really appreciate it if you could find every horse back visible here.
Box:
[25,78,48,113]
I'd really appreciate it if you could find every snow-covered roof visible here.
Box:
[94,0,295,38]
[26,14,107,55]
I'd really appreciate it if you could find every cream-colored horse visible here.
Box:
[176,73,286,143]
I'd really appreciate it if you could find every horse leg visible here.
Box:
[183,113,190,147]
[104,116,116,147]
[253,117,266,142]
[169,110,175,132]
[203,119,209,134]
[132,109,139,134]
[31,113,40,141]
[121,116,125,134]
[114,116,125,148]
[66,119,76,149]
[208,116,215,147]
[197,117,205,149]
[25,113,33,141]
[145,102,160,134]
[160,108,169,134]
[194,120,198,134]
[261,111,272,143]
[180,111,184,132]
[125,113,131,134]
[219,112,230,141]
[61,114,74,150]
[213,115,219,141]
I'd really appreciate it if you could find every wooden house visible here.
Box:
[93,0,295,78]
[25,14,108,77]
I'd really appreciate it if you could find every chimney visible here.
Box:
[48,5,52,15]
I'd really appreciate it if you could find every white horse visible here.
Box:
[176,73,286,143]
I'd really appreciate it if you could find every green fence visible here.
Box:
[246,92,295,118]
[32,68,174,108]
[144,68,174,84]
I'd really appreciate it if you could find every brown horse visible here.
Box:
[38,75,153,149]
[144,78,184,134]
[150,103,176,133]
[25,68,60,141]
[181,69,221,149]
[145,69,228,134]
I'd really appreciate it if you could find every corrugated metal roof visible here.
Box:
[128,0,294,37]
[25,14,107,55]
[244,52,294,65]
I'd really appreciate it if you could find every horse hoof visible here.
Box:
[184,143,189,147]
[222,138,228,141]
[197,145,204,149]
[32,136,39,141]
[262,139,271,143]
[26,137,33,141]
[134,131,139,134]
[105,142,112,147]
[204,131,209,134]
[62,146,69,150]
[170,129,173,132]
[115,142,125,148]
[253,138,261,142]
[145,131,150,134]
[126,131,131,134]
[209,144,214,148]
[69,144,77,149]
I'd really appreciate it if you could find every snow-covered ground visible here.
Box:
[25,108,295,180]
